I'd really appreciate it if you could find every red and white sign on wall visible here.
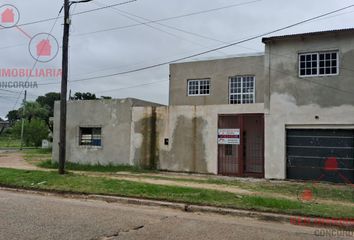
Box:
[217,129,240,145]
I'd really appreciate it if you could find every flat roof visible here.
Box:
[262,28,354,43]
[173,52,264,64]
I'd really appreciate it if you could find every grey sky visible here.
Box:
[0,0,354,118]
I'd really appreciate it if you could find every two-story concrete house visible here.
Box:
[263,29,354,183]
[53,28,354,183]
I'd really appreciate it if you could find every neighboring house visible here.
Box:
[0,118,9,135]
[52,98,164,167]
[52,28,354,183]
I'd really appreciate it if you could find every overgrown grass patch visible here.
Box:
[0,136,21,148]
[129,175,354,204]
[23,148,52,165]
[0,168,352,218]
[38,160,157,173]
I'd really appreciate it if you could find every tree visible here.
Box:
[36,92,60,132]
[18,102,48,123]
[6,110,20,126]
[36,92,60,118]
[72,92,97,100]
[100,96,112,100]
[11,119,48,147]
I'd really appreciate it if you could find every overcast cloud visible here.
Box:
[0,0,354,118]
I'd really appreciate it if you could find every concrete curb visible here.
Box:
[0,186,353,230]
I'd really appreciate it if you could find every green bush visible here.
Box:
[11,119,49,147]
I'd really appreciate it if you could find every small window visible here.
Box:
[79,127,102,146]
[299,51,338,77]
[187,79,210,96]
[225,145,233,156]
[229,76,255,104]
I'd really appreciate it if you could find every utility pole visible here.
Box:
[58,0,70,175]
[59,0,93,175]
[20,90,27,151]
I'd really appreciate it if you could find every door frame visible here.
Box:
[217,113,265,178]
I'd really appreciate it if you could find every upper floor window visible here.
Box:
[229,76,255,104]
[299,51,339,77]
[187,79,210,96]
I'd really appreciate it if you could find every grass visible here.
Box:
[38,160,157,173]
[23,148,52,165]
[203,178,354,203]
[135,175,354,204]
[22,149,353,206]
[0,136,21,148]
[0,167,352,218]
[30,151,353,204]
[23,149,156,173]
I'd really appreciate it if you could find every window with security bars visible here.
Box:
[299,51,338,77]
[229,76,255,104]
[79,127,102,146]
[187,79,210,96]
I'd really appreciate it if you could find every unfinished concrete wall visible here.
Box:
[264,31,354,179]
[170,54,265,106]
[52,98,162,166]
[131,104,265,174]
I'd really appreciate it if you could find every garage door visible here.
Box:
[287,129,354,183]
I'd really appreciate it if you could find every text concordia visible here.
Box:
[0,81,38,88]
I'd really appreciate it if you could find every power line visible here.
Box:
[0,0,258,52]
[73,0,262,37]
[71,0,136,16]
[0,0,137,31]
[0,89,23,94]
[92,1,229,55]
[0,89,39,98]
[95,55,354,97]
[11,7,63,110]
[0,0,351,53]
[37,3,354,86]
[94,2,220,52]
[95,79,167,94]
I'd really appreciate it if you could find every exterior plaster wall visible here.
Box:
[170,55,265,106]
[131,104,265,174]
[52,99,155,166]
[264,33,354,179]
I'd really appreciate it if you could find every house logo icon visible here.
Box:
[0,4,20,28]
[37,39,52,57]
[1,8,14,23]
[29,33,59,62]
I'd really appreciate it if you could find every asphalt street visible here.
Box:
[0,190,352,240]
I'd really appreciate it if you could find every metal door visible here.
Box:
[243,115,264,176]
[218,115,242,176]
[218,114,264,177]
[287,129,354,183]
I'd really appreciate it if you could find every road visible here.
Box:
[0,190,351,240]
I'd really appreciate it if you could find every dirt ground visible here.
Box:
[0,150,39,170]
